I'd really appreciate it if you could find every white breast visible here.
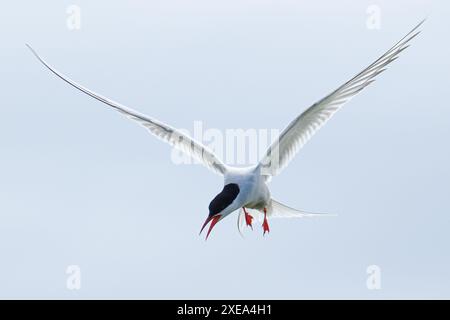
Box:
[224,166,271,211]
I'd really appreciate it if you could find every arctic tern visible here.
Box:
[27,20,424,239]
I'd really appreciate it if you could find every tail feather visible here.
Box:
[270,199,337,218]
[237,208,246,238]
[236,199,336,236]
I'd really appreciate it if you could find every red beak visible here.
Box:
[199,215,222,240]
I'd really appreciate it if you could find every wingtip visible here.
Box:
[414,18,427,31]
[25,43,39,58]
[405,18,426,39]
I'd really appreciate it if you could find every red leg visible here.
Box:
[262,207,270,235]
[243,207,253,229]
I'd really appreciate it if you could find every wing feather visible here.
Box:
[27,45,227,176]
[259,20,424,179]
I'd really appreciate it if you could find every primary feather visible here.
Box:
[259,20,425,180]
[26,44,228,176]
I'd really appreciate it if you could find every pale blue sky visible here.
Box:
[1,0,449,298]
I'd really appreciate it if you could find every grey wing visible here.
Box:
[259,20,424,180]
[27,45,228,176]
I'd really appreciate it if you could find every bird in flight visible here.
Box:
[28,20,423,240]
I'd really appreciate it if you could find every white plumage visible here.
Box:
[27,20,424,239]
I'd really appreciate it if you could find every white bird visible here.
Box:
[27,20,423,240]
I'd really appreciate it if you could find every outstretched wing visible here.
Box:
[27,45,228,176]
[259,20,424,180]
[269,199,335,218]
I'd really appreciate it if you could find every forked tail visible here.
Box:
[237,199,336,236]
[269,199,336,218]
